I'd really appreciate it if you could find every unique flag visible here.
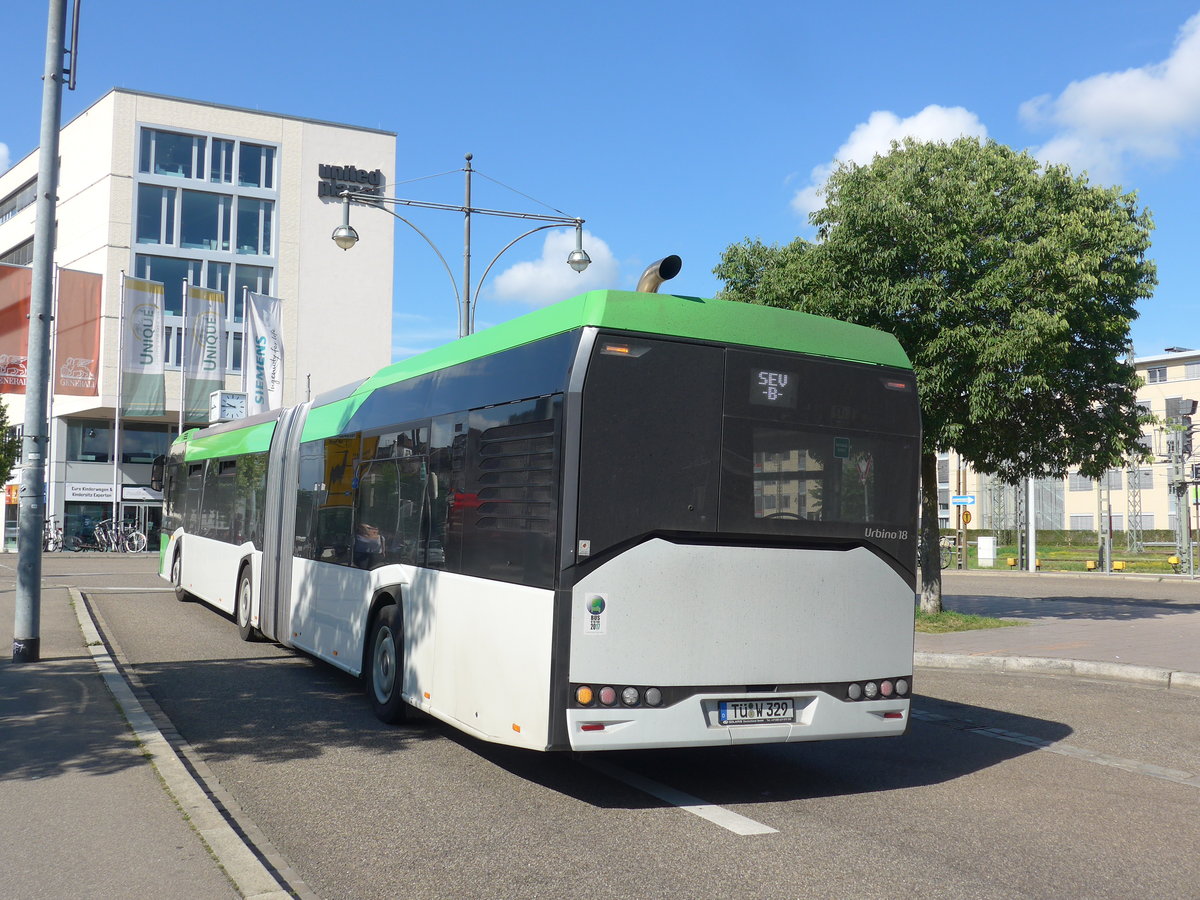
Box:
[119,276,165,414]
[0,264,32,394]
[55,268,103,397]
[183,283,226,422]
[245,291,284,415]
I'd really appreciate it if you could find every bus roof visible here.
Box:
[357,290,910,397]
[176,290,911,459]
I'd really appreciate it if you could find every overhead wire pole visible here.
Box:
[14,0,71,663]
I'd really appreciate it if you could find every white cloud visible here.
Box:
[792,105,988,216]
[1021,12,1200,181]
[0,143,9,173]
[490,229,619,306]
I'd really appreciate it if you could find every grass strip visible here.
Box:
[915,609,1022,634]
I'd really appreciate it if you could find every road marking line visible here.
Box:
[582,759,778,835]
[912,709,1200,788]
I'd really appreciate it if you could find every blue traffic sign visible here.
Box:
[951,495,976,506]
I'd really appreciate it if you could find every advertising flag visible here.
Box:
[55,268,103,397]
[0,264,32,393]
[183,283,226,422]
[245,292,284,415]
[120,276,166,414]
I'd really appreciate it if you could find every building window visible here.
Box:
[1069,515,1094,530]
[180,190,232,251]
[210,139,234,184]
[1,238,34,266]
[1068,472,1093,492]
[1187,362,1200,380]
[67,420,113,463]
[238,143,275,189]
[140,129,206,179]
[1127,468,1153,490]
[0,178,37,226]
[134,255,200,314]
[1146,366,1167,383]
[136,184,176,245]
[235,198,273,255]
[233,264,272,320]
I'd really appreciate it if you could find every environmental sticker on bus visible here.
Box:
[585,594,607,634]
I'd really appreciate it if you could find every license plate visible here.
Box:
[718,698,794,725]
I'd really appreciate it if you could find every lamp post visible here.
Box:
[332,153,590,338]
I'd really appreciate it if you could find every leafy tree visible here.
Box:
[0,399,21,486]
[715,137,1156,612]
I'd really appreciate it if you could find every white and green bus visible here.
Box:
[156,286,920,751]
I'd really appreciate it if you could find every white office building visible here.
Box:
[0,88,396,549]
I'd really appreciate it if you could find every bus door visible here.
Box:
[259,401,310,644]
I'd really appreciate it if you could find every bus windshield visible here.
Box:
[577,335,919,570]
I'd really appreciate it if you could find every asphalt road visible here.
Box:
[65,557,1200,899]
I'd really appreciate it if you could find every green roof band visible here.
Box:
[357,290,911,397]
[180,290,911,457]
[183,419,276,461]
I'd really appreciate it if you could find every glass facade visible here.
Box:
[133,126,278,374]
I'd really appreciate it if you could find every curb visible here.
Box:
[915,651,1200,693]
[71,588,294,900]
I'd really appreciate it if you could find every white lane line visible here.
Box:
[912,709,1200,789]
[582,759,778,836]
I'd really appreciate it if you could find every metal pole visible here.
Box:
[1027,477,1037,572]
[14,0,67,663]
[462,153,473,338]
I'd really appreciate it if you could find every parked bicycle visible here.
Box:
[918,533,955,570]
[42,517,63,552]
[93,518,148,553]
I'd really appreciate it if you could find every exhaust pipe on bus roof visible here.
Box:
[635,255,682,293]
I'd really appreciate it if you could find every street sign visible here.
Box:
[962,509,973,525]
[951,495,976,506]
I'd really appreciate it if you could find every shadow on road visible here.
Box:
[449,693,1073,812]
[943,592,1200,621]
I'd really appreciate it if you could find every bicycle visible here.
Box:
[93,518,148,553]
[918,533,955,570]
[43,517,63,552]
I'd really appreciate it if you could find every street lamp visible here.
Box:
[332,154,589,337]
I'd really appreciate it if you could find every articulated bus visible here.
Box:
[157,285,920,751]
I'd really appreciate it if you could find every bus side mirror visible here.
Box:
[150,455,165,493]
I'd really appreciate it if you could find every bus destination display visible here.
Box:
[751,369,797,408]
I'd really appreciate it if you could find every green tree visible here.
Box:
[0,399,20,486]
[715,137,1156,612]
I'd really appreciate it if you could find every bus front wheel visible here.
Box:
[367,605,408,724]
[171,551,188,602]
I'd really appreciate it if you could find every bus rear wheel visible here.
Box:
[236,568,261,642]
[367,605,407,724]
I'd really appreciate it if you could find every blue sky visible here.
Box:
[4,1,1199,362]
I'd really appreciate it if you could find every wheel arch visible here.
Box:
[361,585,404,678]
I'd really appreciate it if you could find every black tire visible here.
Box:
[366,604,407,724]
[235,567,261,641]
[171,550,188,601]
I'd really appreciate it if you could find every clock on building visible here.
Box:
[209,390,248,423]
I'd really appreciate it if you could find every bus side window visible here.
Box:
[353,458,426,569]
[428,415,466,572]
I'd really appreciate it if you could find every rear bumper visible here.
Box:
[566,690,909,751]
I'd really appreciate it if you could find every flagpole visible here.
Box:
[112,270,125,527]
[179,278,187,434]
[241,285,249,395]
[46,264,59,533]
